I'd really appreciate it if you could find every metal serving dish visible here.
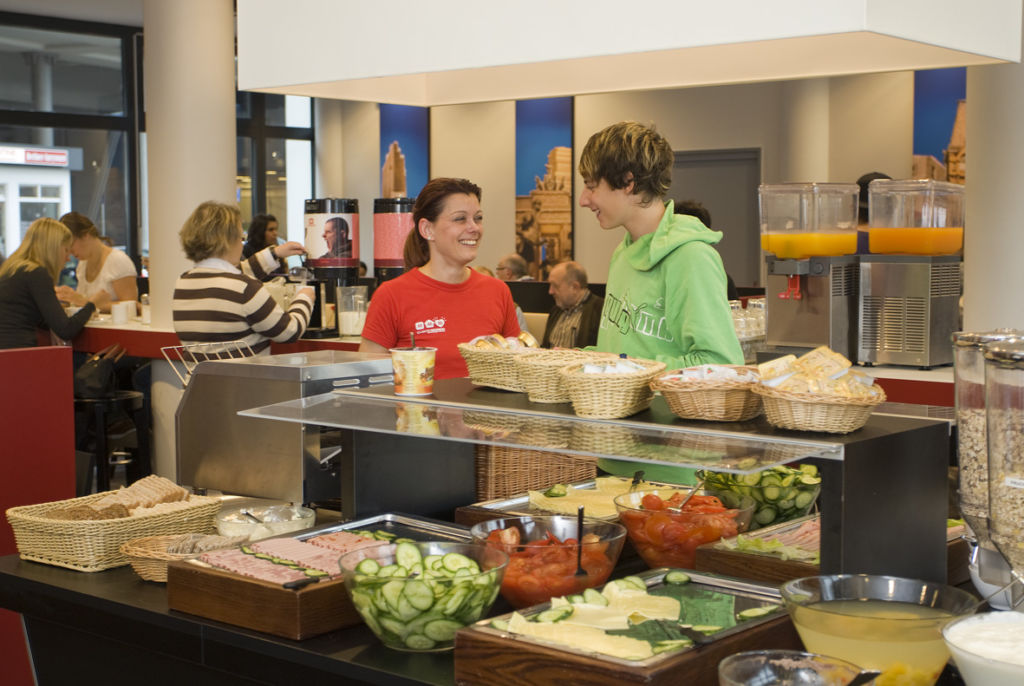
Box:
[297,512,472,543]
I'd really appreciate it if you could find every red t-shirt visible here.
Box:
[362,267,520,379]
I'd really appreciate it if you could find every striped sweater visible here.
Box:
[173,247,314,355]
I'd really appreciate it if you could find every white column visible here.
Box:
[965,40,1024,332]
[779,78,830,183]
[143,0,236,480]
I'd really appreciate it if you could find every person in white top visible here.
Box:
[55,211,138,313]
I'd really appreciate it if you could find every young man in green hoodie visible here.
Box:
[579,121,743,484]
[579,120,743,370]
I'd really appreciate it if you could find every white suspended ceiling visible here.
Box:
[237,0,1022,106]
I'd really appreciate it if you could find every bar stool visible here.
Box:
[74,389,152,494]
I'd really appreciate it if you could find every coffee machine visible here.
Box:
[759,183,861,361]
[303,198,360,338]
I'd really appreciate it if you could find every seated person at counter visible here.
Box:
[542,260,603,349]
[172,201,315,356]
[241,213,287,276]
[359,177,520,379]
[579,121,742,484]
[55,211,138,313]
[579,121,742,369]
[0,217,102,349]
[496,253,533,281]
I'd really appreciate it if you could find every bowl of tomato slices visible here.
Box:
[470,515,627,609]
[614,488,755,570]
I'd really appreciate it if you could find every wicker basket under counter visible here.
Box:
[6,492,221,573]
[473,445,596,501]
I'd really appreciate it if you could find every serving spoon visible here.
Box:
[575,505,587,577]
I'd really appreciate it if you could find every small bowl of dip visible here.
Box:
[943,611,1024,685]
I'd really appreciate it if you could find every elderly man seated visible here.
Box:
[496,253,534,281]
[542,260,603,348]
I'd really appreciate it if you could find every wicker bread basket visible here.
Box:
[514,350,617,403]
[458,344,530,392]
[119,534,200,582]
[559,358,667,419]
[652,366,762,422]
[752,384,887,434]
[6,492,221,572]
[120,533,248,582]
[474,445,597,500]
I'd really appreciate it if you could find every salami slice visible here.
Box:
[308,530,385,555]
[250,538,343,576]
[199,548,308,584]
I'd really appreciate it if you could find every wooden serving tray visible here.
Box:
[167,560,355,640]
[455,614,799,686]
[455,570,800,686]
[694,522,970,586]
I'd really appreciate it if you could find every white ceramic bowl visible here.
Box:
[943,611,1024,685]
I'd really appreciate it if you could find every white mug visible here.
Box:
[112,300,134,324]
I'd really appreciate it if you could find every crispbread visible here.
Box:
[92,475,188,512]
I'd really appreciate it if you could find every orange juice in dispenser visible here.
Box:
[759,183,859,260]
[867,179,964,255]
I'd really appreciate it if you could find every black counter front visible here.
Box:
[0,555,450,686]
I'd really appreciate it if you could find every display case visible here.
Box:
[240,377,952,583]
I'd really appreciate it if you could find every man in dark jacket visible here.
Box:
[542,260,604,348]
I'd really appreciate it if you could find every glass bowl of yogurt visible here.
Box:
[943,610,1024,685]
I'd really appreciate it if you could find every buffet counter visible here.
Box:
[54,317,361,359]
[0,555,451,686]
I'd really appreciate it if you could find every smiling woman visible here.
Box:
[359,177,521,379]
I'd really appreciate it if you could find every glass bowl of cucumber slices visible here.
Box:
[697,464,822,531]
[469,515,628,609]
[339,541,509,652]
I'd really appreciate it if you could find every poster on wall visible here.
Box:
[515,97,573,280]
[913,67,965,184]
[380,104,429,199]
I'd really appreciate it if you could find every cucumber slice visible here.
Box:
[794,491,815,509]
[424,554,443,571]
[356,558,381,575]
[404,634,435,650]
[620,576,646,591]
[582,588,609,605]
[799,464,818,476]
[423,618,463,642]
[395,594,422,622]
[543,483,568,497]
[378,615,408,638]
[490,618,510,631]
[394,537,415,544]
[395,542,423,570]
[566,594,585,604]
[741,473,761,486]
[737,605,780,620]
[664,571,691,585]
[777,498,795,511]
[799,475,822,485]
[373,530,397,541]
[381,579,405,611]
[377,564,399,578]
[652,639,692,654]
[443,587,470,615]
[402,579,434,611]
[442,552,478,574]
[692,624,722,633]
[754,506,777,526]
[762,486,781,501]
[535,606,573,623]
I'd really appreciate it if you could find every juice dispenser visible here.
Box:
[303,198,360,338]
[858,179,964,368]
[953,330,1023,597]
[982,341,1024,594]
[759,183,860,360]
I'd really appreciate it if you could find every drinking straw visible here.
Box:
[410,331,416,348]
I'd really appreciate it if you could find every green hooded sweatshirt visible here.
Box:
[592,200,744,484]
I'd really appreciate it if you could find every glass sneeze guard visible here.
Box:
[238,382,844,474]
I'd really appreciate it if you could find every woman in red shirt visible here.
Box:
[360,177,519,379]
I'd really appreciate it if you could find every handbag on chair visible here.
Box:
[74,343,127,398]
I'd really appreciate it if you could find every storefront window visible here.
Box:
[265,137,311,242]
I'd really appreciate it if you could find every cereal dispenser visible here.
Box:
[759,183,860,360]
[858,179,963,368]
[953,330,1023,601]
[982,341,1024,590]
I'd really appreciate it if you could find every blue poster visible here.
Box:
[380,104,429,199]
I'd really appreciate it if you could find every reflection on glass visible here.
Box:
[237,136,253,228]
[242,391,842,474]
[0,25,123,115]
[265,137,311,244]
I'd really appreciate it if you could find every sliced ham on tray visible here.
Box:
[307,530,386,555]
[199,548,309,584]
[250,538,343,576]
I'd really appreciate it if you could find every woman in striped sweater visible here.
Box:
[173,201,315,355]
